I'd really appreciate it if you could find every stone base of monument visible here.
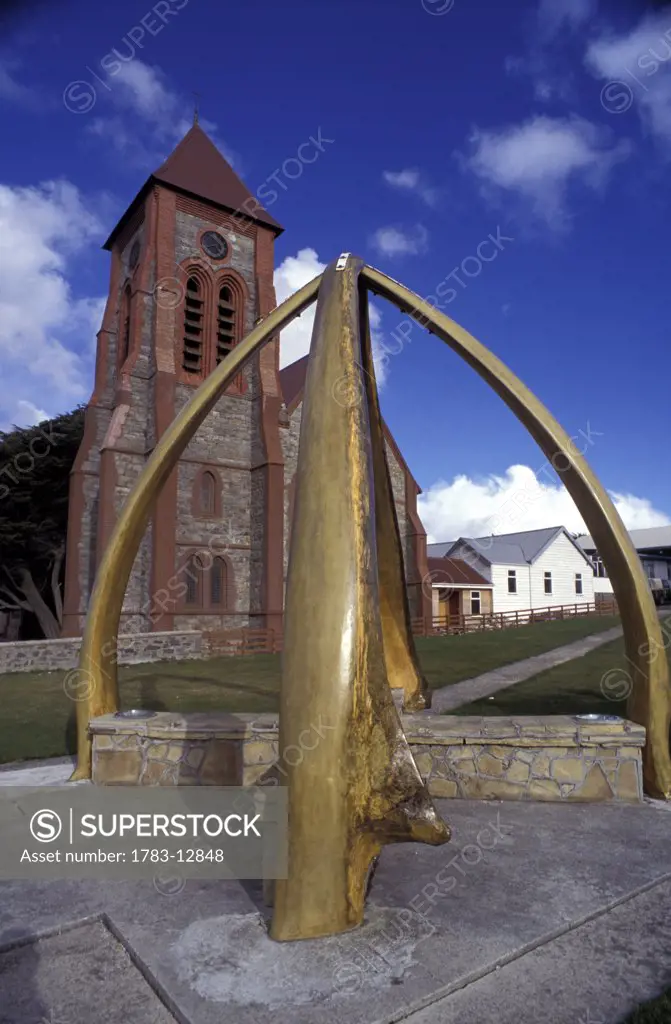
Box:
[89,711,645,802]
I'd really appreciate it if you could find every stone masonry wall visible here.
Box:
[280,404,302,581]
[406,714,644,802]
[0,632,203,675]
[89,711,645,802]
[170,212,258,630]
[114,227,158,632]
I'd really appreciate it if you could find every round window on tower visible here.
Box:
[201,231,229,260]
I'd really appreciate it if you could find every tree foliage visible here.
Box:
[0,407,84,638]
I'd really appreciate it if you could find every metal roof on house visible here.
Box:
[575,524,671,552]
[431,526,593,568]
[427,542,454,558]
[426,557,492,588]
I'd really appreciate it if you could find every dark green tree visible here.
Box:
[0,407,84,638]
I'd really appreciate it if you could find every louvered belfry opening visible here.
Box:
[182,276,204,374]
[216,284,236,365]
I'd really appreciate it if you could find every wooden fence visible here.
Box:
[202,629,284,657]
[201,600,618,656]
[410,599,618,637]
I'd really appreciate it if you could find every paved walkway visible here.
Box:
[0,797,670,1024]
[431,622,628,713]
[0,755,77,787]
[1,619,671,1022]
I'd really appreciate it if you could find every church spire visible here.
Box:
[192,92,199,126]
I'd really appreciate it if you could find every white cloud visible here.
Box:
[504,51,577,103]
[384,169,420,189]
[16,400,49,425]
[465,115,630,227]
[275,248,326,369]
[503,0,595,103]
[274,248,388,386]
[0,59,34,104]
[370,224,429,258]
[383,169,438,206]
[418,464,670,543]
[537,0,595,40]
[585,14,671,150]
[87,60,235,169]
[0,180,105,430]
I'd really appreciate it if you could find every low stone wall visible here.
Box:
[406,714,643,802]
[0,631,203,675]
[90,711,645,802]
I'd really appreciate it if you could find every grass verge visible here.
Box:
[623,989,671,1023]
[453,615,671,718]
[0,614,620,764]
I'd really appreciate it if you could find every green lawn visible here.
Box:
[624,989,671,1023]
[454,616,671,718]
[0,614,619,765]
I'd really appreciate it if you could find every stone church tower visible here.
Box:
[62,124,430,638]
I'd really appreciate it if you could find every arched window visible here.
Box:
[182,276,204,374]
[184,554,203,605]
[120,285,131,365]
[200,471,216,515]
[210,557,227,607]
[216,284,236,364]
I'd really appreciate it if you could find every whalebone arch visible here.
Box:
[71,256,671,944]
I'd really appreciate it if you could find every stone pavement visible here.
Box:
[431,623,626,713]
[0,792,670,1024]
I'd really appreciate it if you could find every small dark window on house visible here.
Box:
[471,591,481,615]
[592,555,606,578]
[210,557,227,607]
[575,573,583,595]
[120,285,131,364]
[200,471,216,515]
[184,554,202,605]
[216,285,236,365]
[183,277,204,374]
[508,569,517,594]
[544,571,553,595]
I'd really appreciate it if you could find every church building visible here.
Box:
[61,124,430,637]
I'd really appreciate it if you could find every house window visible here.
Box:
[575,573,583,595]
[200,471,216,516]
[544,572,553,595]
[508,569,517,594]
[644,562,656,579]
[210,557,227,607]
[120,284,131,365]
[184,554,203,605]
[470,591,481,615]
[591,555,606,578]
[182,276,204,374]
[216,284,236,365]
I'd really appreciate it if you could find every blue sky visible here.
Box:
[1,0,670,540]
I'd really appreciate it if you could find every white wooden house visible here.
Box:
[428,527,596,614]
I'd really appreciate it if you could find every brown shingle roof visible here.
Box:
[104,124,283,249]
[277,355,421,491]
[278,355,309,412]
[426,557,492,587]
